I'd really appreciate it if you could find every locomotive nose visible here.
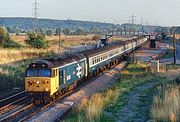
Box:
[25,78,50,92]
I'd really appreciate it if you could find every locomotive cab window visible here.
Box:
[26,69,51,77]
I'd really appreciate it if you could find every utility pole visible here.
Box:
[131,14,136,35]
[173,31,176,64]
[58,25,61,53]
[33,0,39,33]
[141,17,143,34]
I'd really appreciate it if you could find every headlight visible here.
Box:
[36,81,40,84]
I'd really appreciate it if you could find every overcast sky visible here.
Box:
[0,0,179,26]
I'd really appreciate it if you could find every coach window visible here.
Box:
[92,58,94,65]
[95,57,98,63]
[105,53,107,59]
[98,56,100,62]
[101,55,103,61]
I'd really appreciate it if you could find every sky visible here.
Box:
[0,0,180,26]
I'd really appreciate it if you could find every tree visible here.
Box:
[46,29,53,36]
[75,28,85,35]
[0,27,22,48]
[63,28,71,35]
[25,32,49,49]
[0,27,10,46]
[39,28,46,36]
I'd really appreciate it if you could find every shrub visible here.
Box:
[3,40,22,48]
[25,32,49,49]
[0,27,22,48]
[151,79,180,122]
[0,27,10,46]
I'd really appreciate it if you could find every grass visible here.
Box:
[62,62,180,122]
[151,77,180,122]
[62,63,154,122]
[162,49,174,59]
[0,48,55,93]
[68,89,119,122]
[11,35,97,53]
[166,64,180,69]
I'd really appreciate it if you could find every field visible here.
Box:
[11,35,95,53]
[63,62,180,122]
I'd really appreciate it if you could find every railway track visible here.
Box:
[0,91,26,108]
[0,87,74,122]
[0,96,28,115]
[0,103,35,122]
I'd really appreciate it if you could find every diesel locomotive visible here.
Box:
[25,36,148,104]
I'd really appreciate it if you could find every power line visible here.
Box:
[131,14,136,25]
[141,17,144,32]
[33,0,40,33]
[129,14,136,34]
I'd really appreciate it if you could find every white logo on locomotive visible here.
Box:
[76,64,82,78]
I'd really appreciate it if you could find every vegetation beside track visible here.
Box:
[151,77,180,122]
[0,49,55,93]
[161,48,174,59]
[62,63,180,122]
[63,63,152,121]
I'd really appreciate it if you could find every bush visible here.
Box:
[25,32,49,49]
[3,40,22,48]
[0,27,22,48]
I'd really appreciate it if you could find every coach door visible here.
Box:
[59,70,66,86]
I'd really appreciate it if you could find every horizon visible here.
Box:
[0,16,175,27]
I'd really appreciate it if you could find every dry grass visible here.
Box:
[0,48,54,92]
[11,35,95,53]
[151,83,180,122]
[75,89,119,121]
[0,48,52,65]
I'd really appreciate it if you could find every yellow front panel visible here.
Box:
[25,77,50,92]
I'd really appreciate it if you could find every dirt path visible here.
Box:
[116,81,159,122]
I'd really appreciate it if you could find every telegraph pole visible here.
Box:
[173,32,176,64]
[59,26,61,53]
[33,0,39,33]
[131,14,136,35]
[141,17,143,34]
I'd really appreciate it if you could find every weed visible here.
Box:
[151,78,180,122]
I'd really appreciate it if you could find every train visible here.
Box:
[25,36,148,104]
